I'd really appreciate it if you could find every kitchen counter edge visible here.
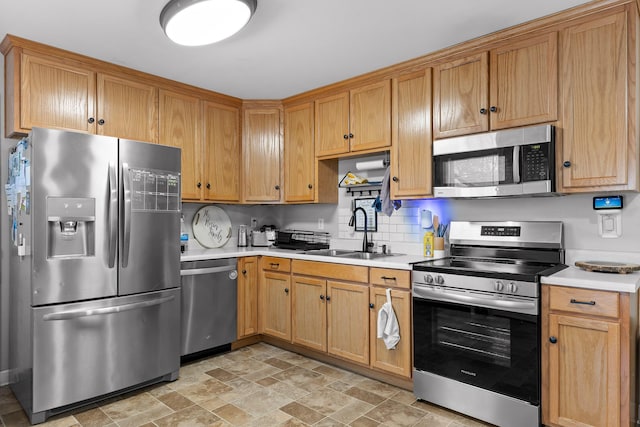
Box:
[541,266,640,293]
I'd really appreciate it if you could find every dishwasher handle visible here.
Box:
[180,265,237,276]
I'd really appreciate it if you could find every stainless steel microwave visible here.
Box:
[433,124,555,198]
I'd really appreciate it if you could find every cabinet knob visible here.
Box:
[88,117,95,124]
[563,161,571,168]
[325,295,331,301]
[197,182,202,188]
[349,133,354,139]
[549,336,557,344]
[275,185,280,190]
[98,119,105,125]
[392,176,399,182]
[284,288,289,294]
[242,269,247,275]
[489,106,497,113]
[206,183,211,189]
[369,303,374,309]
[320,295,325,300]
[479,108,487,115]
[343,134,349,140]
[308,184,313,189]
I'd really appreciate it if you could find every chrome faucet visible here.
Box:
[350,207,371,252]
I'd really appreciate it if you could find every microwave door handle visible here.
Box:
[122,163,131,268]
[107,162,117,268]
[513,145,520,184]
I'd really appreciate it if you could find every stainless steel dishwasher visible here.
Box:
[180,258,238,357]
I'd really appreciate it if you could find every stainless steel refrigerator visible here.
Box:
[9,128,182,424]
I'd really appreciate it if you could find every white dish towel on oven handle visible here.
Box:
[377,288,400,350]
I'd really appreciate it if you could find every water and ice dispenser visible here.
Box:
[47,197,96,258]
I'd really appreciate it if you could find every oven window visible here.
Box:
[434,147,514,188]
[413,297,539,404]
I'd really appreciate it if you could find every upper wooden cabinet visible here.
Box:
[558,8,636,192]
[203,101,241,202]
[159,89,201,200]
[243,105,282,202]
[391,69,433,199]
[434,33,558,139]
[97,73,158,143]
[315,80,391,157]
[284,102,315,202]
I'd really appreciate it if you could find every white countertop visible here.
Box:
[181,246,431,270]
[541,266,640,293]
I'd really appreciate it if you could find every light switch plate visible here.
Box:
[597,210,622,238]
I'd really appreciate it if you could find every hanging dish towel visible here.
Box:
[377,166,402,216]
[377,288,400,350]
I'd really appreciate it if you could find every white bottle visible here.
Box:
[180,215,189,252]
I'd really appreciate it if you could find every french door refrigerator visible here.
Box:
[9,128,182,424]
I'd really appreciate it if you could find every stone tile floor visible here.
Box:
[0,343,493,426]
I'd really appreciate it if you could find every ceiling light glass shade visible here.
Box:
[160,0,257,46]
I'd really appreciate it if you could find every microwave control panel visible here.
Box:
[521,143,550,182]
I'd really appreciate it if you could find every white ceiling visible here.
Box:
[0,0,591,99]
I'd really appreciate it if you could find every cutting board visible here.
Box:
[575,260,640,274]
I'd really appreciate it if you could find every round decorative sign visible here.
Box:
[192,206,232,248]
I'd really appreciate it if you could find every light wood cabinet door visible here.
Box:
[490,32,558,130]
[243,107,282,202]
[349,80,391,152]
[20,52,96,135]
[559,11,631,191]
[237,257,259,338]
[547,313,620,427]
[97,73,158,143]
[159,89,201,200]
[315,92,350,157]
[259,271,291,341]
[369,287,411,378]
[291,275,327,352]
[433,52,489,139]
[203,101,241,202]
[326,280,369,365]
[284,103,315,202]
[391,69,432,199]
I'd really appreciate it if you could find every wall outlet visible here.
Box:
[318,218,324,230]
[250,217,258,229]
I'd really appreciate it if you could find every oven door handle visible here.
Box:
[413,286,537,315]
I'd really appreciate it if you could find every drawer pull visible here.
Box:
[270,263,280,268]
[570,298,596,306]
[381,276,397,281]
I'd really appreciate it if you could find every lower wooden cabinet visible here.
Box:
[237,257,259,339]
[259,258,291,341]
[326,280,370,365]
[542,285,637,427]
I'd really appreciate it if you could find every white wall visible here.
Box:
[1,52,11,377]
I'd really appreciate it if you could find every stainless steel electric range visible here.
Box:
[412,221,567,427]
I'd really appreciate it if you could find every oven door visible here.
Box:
[413,287,539,405]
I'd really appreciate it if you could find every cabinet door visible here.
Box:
[315,92,350,157]
[97,74,158,143]
[369,287,411,378]
[159,89,201,200]
[490,32,558,130]
[237,257,259,338]
[326,281,369,365]
[291,275,326,351]
[203,102,241,202]
[259,271,291,341]
[284,103,315,202]
[559,11,630,191]
[243,108,282,202]
[391,69,432,199]
[20,52,96,134]
[433,52,489,139]
[349,80,391,152]
[547,313,620,427]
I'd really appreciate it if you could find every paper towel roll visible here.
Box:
[355,159,385,171]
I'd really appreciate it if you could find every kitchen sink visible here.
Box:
[303,249,355,256]
[304,249,402,259]
[336,252,400,260]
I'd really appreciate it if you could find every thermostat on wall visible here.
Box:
[593,195,623,210]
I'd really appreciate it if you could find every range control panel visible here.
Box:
[480,226,521,237]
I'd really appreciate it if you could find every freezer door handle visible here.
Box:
[108,162,117,268]
[42,295,175,321]
[122,162,132,268]
[180,265,237,276]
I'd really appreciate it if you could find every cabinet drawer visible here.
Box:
[261,257,291,273]
[292,260,369,283]
[549,286,619,318]
[369,268,410,289]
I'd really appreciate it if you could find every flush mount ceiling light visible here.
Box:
[160,0,257,46]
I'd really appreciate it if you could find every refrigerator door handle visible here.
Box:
[42,295,175,321]
[108,162,118,268]
[122,162,132,268]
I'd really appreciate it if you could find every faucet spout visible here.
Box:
[352,207,369,252]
